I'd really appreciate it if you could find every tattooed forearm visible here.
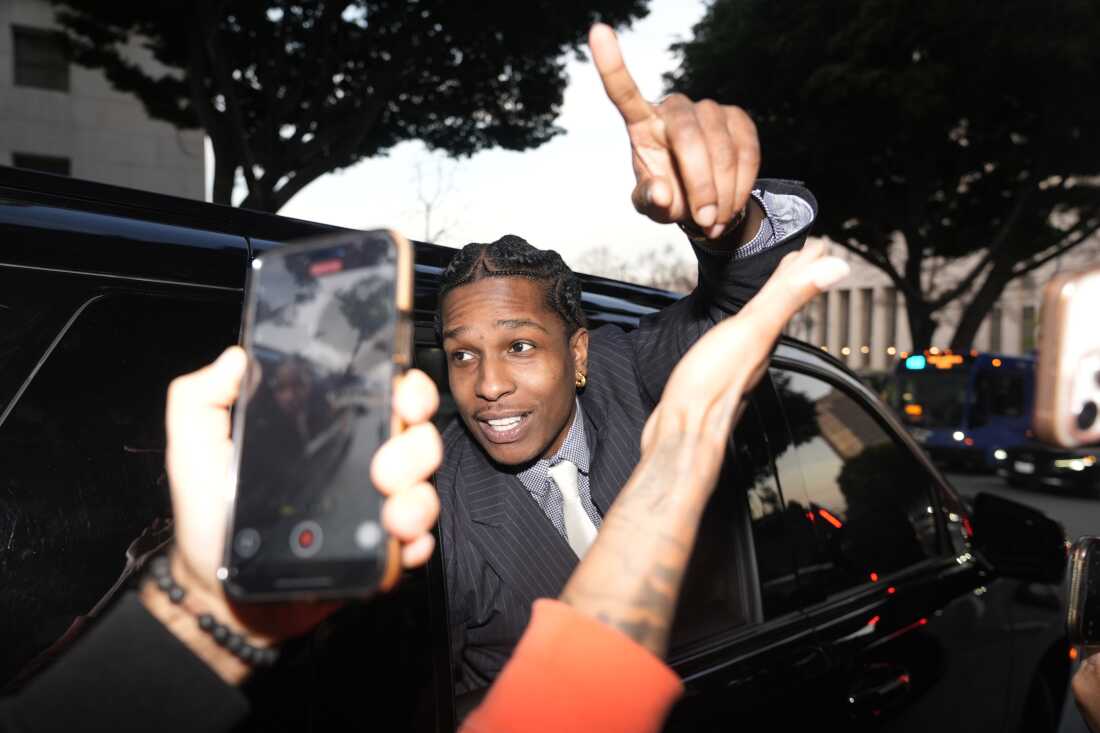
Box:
[559,438,716,657]
[558,239,843,659]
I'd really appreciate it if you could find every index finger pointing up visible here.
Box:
[589,23,652,125]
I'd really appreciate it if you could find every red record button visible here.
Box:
[289,521,322,557]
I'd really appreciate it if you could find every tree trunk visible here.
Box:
[948,266,1014,353]
[211,156,237,206]
[905,298,937,353]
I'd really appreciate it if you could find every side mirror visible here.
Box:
[970,492,1067,583]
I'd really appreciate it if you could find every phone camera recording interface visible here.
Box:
[234,235,397,580]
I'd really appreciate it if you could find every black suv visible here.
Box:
[0,167,1072,731]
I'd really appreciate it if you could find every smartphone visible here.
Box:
[222,229,413,601]
[1069,537,1100,646]
[1034,265,1100,449]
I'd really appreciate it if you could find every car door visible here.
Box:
[659,390,838,731]
[763,351,1017,732]
[0,265,242,686]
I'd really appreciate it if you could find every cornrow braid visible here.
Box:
[435,234,587,342]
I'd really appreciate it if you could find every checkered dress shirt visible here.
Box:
[516,401,602,540]
[732,188,812,261]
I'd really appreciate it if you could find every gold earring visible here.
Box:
[575,371,587,389]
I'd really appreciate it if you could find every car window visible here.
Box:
[414,344,458,430]
[0,267,88,413]
[0,275,61,371]
[666,404,759,652]
[768,369,943,602]
[736,396,817,622]
[0,291,239,686]
[973,370,1027,423]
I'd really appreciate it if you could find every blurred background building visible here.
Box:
[0,0,203,198]
[787,236,1100,373]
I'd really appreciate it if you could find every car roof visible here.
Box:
[0,164,838,368]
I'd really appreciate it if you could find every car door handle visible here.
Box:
[847,664,912,717]
[790,647,831,679]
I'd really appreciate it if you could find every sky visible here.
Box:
[221,0,711,273]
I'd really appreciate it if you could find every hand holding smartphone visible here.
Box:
[222,229,413,601]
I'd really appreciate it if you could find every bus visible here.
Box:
[887,350,1034,471]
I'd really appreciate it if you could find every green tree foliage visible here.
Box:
[668,0,1100,350]
[51,0,648,212]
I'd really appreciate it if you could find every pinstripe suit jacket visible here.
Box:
[436,179,817,693]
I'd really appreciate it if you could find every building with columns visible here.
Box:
[786,236,1100,374]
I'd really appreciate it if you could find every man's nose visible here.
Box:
[475,357,515,401]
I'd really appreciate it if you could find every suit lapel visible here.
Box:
[458,436,577,606]
[580,391,640,517]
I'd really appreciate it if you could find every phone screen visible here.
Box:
[226,232,400,598]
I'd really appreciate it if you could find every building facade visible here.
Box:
[786,235,1100,373]
[0,0,203,198]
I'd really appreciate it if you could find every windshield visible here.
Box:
[894,370,970,428]
[972,370,1026,425]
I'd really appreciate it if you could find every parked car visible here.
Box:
[998,440,1100,495]
[0,166,1071,732]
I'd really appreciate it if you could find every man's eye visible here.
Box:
[451,351,475,363]
[509,342,535,354]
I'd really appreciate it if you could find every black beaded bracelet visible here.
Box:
[149,555,279,668]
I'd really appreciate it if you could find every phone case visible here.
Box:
[1034,265,1100,448]
[222,228,414,601]
[381,229,413,592]
[1068,536,1100,646]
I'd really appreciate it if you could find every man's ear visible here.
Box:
[570,328,589,376]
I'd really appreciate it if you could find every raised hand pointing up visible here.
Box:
[589,23,761,241]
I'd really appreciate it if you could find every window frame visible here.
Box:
[11,153,72,177]
[11,25,70,92]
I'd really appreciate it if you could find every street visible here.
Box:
[946,471,1098,733]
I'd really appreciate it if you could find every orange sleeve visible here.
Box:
[461,599,683,733]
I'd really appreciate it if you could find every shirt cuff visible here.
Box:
[732,189,775,261]
[462,599,683,733]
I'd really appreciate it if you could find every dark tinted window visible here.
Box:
[11,152,70,176]
[667,407,760,650]
[414,343,458,431]
[894,369,969,428]
[12,26,69,91]
[0,291,238,685]
[0,269,79,389]
[973,370,1026,422]
[771,370,942,601]
[739,397,814,620]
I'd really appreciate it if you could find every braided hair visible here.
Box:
[435,234,587,342]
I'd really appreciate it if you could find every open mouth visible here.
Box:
[475,412,531,444]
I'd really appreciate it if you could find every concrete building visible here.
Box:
[786,235,1100,373]
[0,0,203,198]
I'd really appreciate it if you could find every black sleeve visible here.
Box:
[0,594,249,733]
[629,179,817,405]
[692,231,810,315]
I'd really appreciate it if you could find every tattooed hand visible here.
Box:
[560,242,849,656]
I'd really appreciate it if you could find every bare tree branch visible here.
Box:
[926,250,995,310]
[1011,217,1100,277]
[414,155,460,242]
